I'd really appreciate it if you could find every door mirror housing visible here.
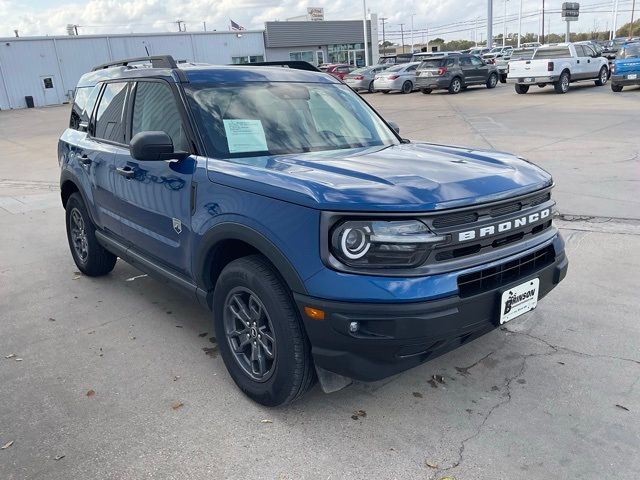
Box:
[388,121,400,135]
[129,131,190,161]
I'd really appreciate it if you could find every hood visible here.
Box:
[206,142,552,212]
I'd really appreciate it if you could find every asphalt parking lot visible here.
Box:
[1,82,639,480]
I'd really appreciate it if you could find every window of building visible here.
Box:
[289,51,315,63]
[231,55,265,64]
[131,81,189,152]
[42,77,54,89]
[94,82,128,143]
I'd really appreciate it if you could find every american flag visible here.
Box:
[230,19,245,31]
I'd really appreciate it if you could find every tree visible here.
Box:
[431,37,445,44]
[380,40,394,48]
[617,19,640,37]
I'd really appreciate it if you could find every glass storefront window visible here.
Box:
[289,51,315,63]
[232,55,264,64]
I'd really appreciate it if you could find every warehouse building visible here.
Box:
[0,30,265,109]
[0,16,380,110]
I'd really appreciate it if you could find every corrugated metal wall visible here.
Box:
[0,31,265,110]
[264,20,373,48]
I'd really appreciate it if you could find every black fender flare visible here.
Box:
[194,222,308,296]
[59,169,98,224]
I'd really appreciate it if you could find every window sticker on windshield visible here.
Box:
[223,119,268,153]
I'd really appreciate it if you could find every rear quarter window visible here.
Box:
[533,48,571,59]
[69,85,101,130]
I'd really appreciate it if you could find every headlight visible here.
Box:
[330,219,446,269]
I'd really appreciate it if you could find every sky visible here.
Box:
[0,0,635,40]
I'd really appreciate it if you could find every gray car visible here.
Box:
[373,62,421,94]
[343,65,390,93]
[415,54,499,94]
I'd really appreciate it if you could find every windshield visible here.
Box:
[186,82,400,159]
[619,44,640,58]
[490,47,502,53]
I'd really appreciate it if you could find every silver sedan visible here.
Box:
[343,65,390,93]
[373,62,421,94]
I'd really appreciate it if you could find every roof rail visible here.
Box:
[92,55,178,71]
[235,61,320,72]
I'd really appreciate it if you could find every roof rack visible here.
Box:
[92,55,178,71]
[236,61,320,72]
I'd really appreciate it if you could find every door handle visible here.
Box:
[116,166,135,179]
[577,60,580,63]
[79,154,92,166]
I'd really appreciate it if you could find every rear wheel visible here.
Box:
[611,83,623,92]
[448,77,462,94]
[554,71,570,94]
[401,81,413,94]
[515,84,529,94]
[213,255,315,406]
[421,88,433,94]
[65,193,117,276]
[595,66,609,86]
[486,73,498,89]
[367,81,374,93]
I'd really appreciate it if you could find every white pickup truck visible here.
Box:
[507,43,609,94]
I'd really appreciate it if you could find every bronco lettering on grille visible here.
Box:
[457,208,550,242]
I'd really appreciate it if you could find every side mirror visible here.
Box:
[388,121,400,134]
[129,131,189,161]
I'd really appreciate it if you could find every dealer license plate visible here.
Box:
[628,74,637,80]
[499,278,540,324]
[523,77,535,83]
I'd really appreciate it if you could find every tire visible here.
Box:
[499,73,507,84]
[595,66,609,86]
[515,84,529,94]
[213,255,315,406]
[448,77,462,94]
[367,81,374,93]
[554,71,570,94]
[611,83,623,92]
[421,88,433,94]
[65,192,117,276]
[401,81,413,94]
[486,73,498,89]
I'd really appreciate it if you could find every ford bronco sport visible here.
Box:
[59,56,568,406]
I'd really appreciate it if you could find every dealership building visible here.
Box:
[0,17,379,110]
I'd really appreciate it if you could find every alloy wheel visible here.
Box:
[223,287,276,382]
[70,207,89,263]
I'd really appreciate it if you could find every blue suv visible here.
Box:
[611,41,640,92]
[59,56,568,406]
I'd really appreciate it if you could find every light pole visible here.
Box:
[362,0,369,66]
[541,0,545,44]
[518,0,523,47]
[400,23,405,53]
[503,0,508,46]
[630,0,637,38]
[410,13,416,54]
[611,0,620,39]
[488,0,494,48]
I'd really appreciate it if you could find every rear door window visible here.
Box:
[94,82,128,143]
[131,81,190,152]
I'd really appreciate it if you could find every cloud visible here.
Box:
[0,0,617,39]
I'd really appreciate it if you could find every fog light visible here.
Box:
[349,321,359,333]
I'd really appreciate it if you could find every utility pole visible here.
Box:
[630,0,637,38]
[410,13,416,54]
[400,23,405,53]
[541,0,545,44]
[380,17,387,53]
[203,21,207,32]
[611,0,620,39]
[362,0,369,66]
[518,0,523,47]
[176,20,185,32]
[475,17,479,45]
[503,0,508,46]
[488,0,494,48]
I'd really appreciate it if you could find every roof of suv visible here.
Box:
[77,56,338,88]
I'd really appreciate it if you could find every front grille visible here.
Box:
[457,245,555,298]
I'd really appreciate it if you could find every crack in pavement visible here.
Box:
[555,213,640,236]
[427,328,639,479]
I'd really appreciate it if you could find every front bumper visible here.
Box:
[508,75,559,84]
[295,250,568,382]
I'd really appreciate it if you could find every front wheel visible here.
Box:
[611,83,623,92]
[554,71,570,94]
[401,81,413,94]
[595,66,609,86]
[65,193,117,276]
[486,73,498,89]
[213,255,315,406]
[367,81,374,93]
[515,84,529,94]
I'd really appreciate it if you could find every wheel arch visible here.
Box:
[195,222,308,305]
[59,171,97,225]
